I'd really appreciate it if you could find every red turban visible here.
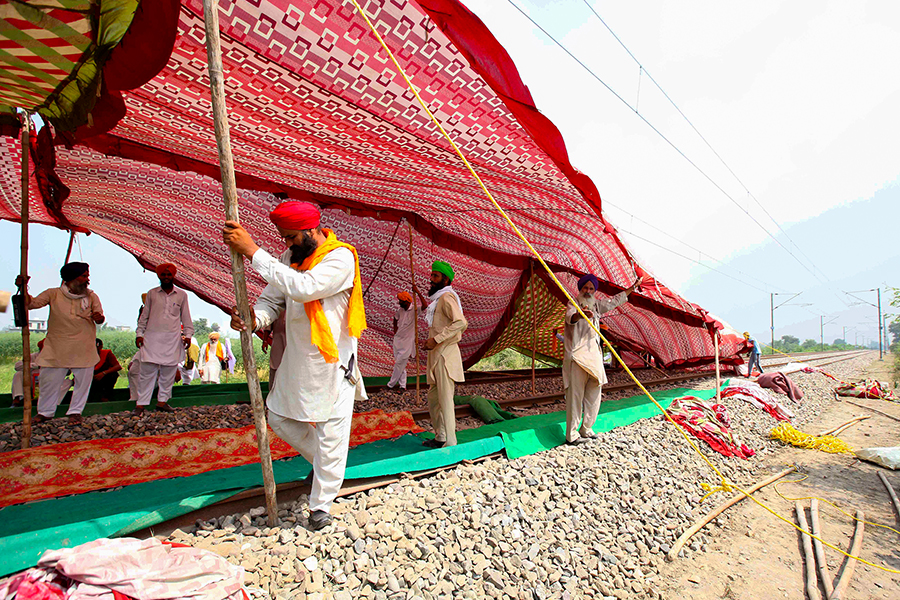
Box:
[269,201,320,231]
[155,263,177,276]
[397,292,413,303]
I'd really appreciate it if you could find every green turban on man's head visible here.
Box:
[431,260,455,282]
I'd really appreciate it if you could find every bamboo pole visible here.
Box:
[794,502,819,600]
[64,230,75,263]
[877,472,900,524]
[816,416,868,438]
[19,114,33,450]
[408,222,420,403]
[200,0,277,525]
[838,398,900,423]
[714,330,721,403]
[667,466,796,561]
[829,512,864,600]
[810,499,834,598]
[530,260,535,395]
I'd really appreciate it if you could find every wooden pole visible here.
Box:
[530,260,535,395]
[200,0,277,525]
[794,502,819,600]
[830,512,864,600]
[714,330,721,403]
[19,114,33,450]
[64,230,75,263]
[816,416,868,438]
[408,222,420,403]
[877,472,900,524]
[810,499,834,597]
[667,466,796,561]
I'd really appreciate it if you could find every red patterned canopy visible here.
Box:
[0,0,746,373]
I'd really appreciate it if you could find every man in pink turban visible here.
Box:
[388,290,426,392]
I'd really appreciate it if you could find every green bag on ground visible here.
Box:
[454,395,517,424]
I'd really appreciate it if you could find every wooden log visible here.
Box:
[200,0,277,526]
[878,472,900,525]
[839,398,900,423]
[408,222,420,402]
[829,511,864,600]
[667,466,796,561]
[795,502,820,600]
[816,416,868,438]
[810,499,834,597]
[18,114,33,450]
[530,260,535,395]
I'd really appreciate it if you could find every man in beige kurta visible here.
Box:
[423,260,467,448]
[563,274,641,444]
[23,262,105,424]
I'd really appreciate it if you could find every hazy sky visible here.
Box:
[2,0,897,346]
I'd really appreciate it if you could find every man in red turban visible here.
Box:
[135,262,192,416]
[223,200,367,531]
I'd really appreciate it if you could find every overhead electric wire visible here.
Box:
[604,200,786,293]
[579,0,830,283]
[504,0,827,287]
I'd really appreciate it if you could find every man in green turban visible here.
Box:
[417,260,468,447]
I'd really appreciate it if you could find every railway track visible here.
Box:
[409,350,870,421]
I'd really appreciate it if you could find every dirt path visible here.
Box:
[656,356,900,600]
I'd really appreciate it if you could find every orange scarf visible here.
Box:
[204,341,224,362]
[293,229,367,363]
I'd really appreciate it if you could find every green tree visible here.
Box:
[801,339,818,351]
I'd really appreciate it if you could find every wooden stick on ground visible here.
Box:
[200,0,277,525]
[795,502,820,600]
[18,113,33,450]
[408,222,420,403]
[816,416,869,438]
[829,511,865,600]
[714,330,721,403]
[877,472,900,525]
[667,466,797,561]
[810,499,834,598]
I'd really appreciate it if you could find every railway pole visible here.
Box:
[877,288,882,359]
[770,293,774,355]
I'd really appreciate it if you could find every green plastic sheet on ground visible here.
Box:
[0,386,716,576]
[454,395,517,424]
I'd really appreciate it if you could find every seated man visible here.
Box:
[11,339,42,408]
[89,338,122,402]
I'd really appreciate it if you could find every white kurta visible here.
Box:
[198,342,224,384]
[562,291,628,388]
[31,286,102,369]
[136,286,193,366]
[251,247,367,423]
[11,351,40,398]
[392,307,415,360]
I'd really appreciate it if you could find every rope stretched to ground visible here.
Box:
[769,422,855,455]
[344,0,900,575]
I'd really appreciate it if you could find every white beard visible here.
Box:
[577,293,596,311]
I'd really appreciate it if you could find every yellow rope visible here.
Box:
[769,422,855,454]
[344,0,899,574]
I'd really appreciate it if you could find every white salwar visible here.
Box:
[251,247,366,513]
[11,351,39,400]
[562,291,627,442]
[180,337,199,385]
[198,342,224,384]
[136,286,193,406]
[388,306,416,389]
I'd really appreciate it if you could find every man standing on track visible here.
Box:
[223,201,367,531]
[563,274,641,445]
[198,331,226,384]
[422,261,467,448]
[387,291,425,392]
[135,264,192,416]
[743,332,763,377]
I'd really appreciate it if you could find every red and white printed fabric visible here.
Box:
[0,0,739,373]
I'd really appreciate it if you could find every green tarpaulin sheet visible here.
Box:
[0,386,717,577]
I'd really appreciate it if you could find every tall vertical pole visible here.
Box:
[714,330,721,403]
[19,114,33,450]
[843,326,846,347]
[770,293,774,355]
[408,222,420,403]
[64,230,76,263]
[200,0,277,525]
[530,260,535,395]
[820,315,824,352]
[877,288,883,359]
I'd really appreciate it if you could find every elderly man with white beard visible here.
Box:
[563,274,642,445]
